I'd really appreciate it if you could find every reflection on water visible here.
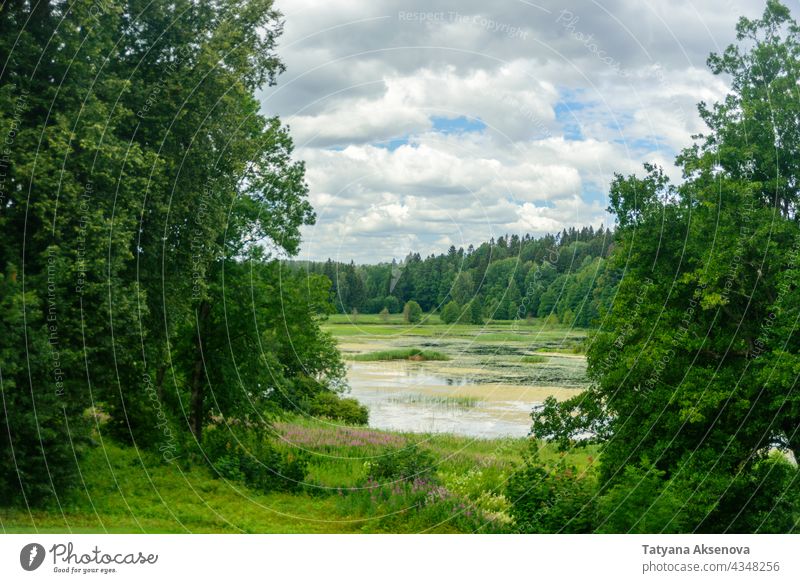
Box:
[347,361,579,439]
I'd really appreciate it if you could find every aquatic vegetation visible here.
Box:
[388,394,481,409]
[353,348,450,361]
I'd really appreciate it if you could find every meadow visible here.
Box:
[1,314,593,534]
[0,418,596,534]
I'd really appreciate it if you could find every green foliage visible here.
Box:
[202,427,308,493]
[293,226,614,320]
[441,300,461,324]
[308,392,369,425]
[467,298,484,324]
[365,445,437,482]
[594,463,690,533]
[403,300,423,323]
[0,0,336,504]
[0,271,90,505]
[531,0,800,533]
[506,452,596,533]
[352,348,449,362]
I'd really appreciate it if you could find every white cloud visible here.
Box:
[267,0,764,262]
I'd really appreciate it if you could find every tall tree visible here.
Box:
[531,0,800,532]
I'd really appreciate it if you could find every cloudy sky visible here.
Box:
[261,0,762,263]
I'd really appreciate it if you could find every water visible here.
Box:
[346,360,581,439]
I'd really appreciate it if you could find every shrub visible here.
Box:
[379,307,390,322]
[202,426,308,493]
[384,295,401,313]
[441,300,461,324]
[366,445,436,482]
[506,453,596,533]
[308,392,369,425]
[403,300,423,323]
[594,462,688,533]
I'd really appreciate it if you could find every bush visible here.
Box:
[384,295,401,313]
[308,392,369,425]
[379,307,390,322]
[366,445,436,482]
[594,462,688,533]
[506,453,596,533]
[441,300,461,324]
[403,300,423,324]
[202,427,308,493]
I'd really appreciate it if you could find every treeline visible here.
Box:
[295,225,617,327]
[0,0,353,504]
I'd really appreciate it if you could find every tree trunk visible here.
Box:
[189,300,210,442]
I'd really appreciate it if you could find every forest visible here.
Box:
[294,225,616,327]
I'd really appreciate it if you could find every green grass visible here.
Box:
[521,355,548,364]
[324,313,584,337]
[0,441,354,534]
[352,347,450,361]
[388,394,481,409]
[0,418,598,533]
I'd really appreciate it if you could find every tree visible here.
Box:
[441,301,461,324]
[174,261,344,441]
[0,0,157,501]
[403,300,423,324]
[530,1,800,532]
[384,295,401,313]
[451,271,475,305]
[0,0,324,501]
[468,298,484,325]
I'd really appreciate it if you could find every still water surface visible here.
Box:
[347,360,582,438]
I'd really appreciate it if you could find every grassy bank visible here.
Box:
[0,419,597,534]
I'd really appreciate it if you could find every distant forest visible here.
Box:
[293,225,617,327]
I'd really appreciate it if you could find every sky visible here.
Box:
[262,0,764,264]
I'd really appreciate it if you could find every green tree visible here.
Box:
[440,301,461,324]
[0,0,323,502]
[451,271,475,305]
[531,0,800,532]
[468,298,484,324]
[403,300,423,324]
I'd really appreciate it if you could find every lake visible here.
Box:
[327,315,589,438]
[347,360,583,438]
